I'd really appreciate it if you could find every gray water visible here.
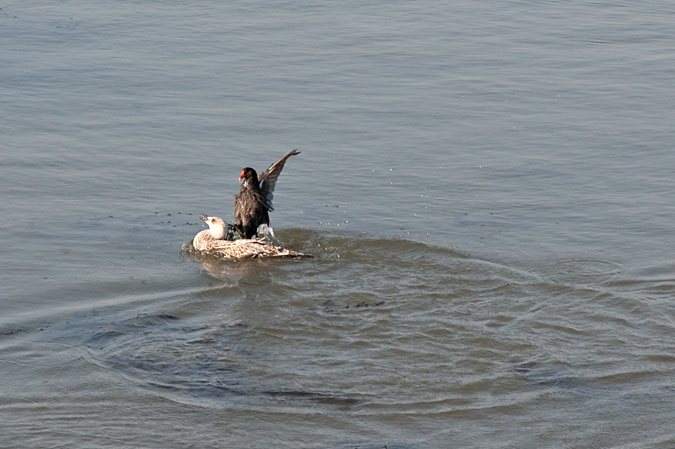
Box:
[2,1,674,448]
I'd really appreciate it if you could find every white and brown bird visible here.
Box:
[234,149,300,238]
[193,214,304,259]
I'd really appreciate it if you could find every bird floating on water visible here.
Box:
[234,149,300,238]
[193,214,304,260]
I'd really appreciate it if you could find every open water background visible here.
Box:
[1,1,674,448]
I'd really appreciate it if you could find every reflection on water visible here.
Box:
[181,237,311,285]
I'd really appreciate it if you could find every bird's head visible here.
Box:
[239,167,258,183]
[199,214,227,239]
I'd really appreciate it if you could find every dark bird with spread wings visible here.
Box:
[234,149,300,238]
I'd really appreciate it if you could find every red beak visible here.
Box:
[239,169,245,181]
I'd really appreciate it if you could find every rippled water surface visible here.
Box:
[2,1,674,448]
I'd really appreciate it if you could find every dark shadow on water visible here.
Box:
[264,390,361,408]
[73,310,364,411]
[513,360,582,390]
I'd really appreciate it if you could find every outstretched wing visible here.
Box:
[258,149,300,211]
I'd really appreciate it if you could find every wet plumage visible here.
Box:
[234,149,300,238]
[193,214,304,259]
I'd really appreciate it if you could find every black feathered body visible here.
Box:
[233,149,300,239]
[234,178,269,239]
